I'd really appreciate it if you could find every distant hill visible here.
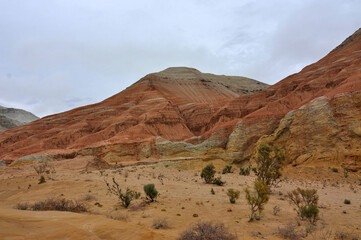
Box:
[0,106,39,132]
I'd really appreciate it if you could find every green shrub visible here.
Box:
[222,165,233,174]
[344,199,351,204]
[226,189,240,204]
[331,167,339,173]
[244,179,270,221]
[144,184,158,202]
[211,188,215,195]
[105,177,140,208]
[239,165,251,176]
[201,164,216,184]
[38,175,46,184]
[287,188,319,224]
[253,143,284,186]
[212,177,224,186]
[300,204,319,224]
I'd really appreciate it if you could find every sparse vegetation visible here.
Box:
[38,175,46,184]
[177,222,237,240]
[211,188,215,195]
[16,198,87,212]
[105,177,140,208]
[332,167,339,173]
[239,165,252,176]
[273,205,281,216]
[344,199,351,204]
[201,164,216,184]
[222,165,233,174]
[152,218,170,229]
[334,231,360,240]
[32,161,55,175]
[212,176,225,186]
[244,179,270,221]
[287,188,319,224]
[144,184,158,202]
[226,188,240,204]
[343,166,349,178]
[253,143,284,186]
[277,223,306,240]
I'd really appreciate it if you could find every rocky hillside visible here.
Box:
[0,68,267,164]
[0,29,360,171]
[0,106,39,132]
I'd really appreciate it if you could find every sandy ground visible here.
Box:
[0,158,360,240]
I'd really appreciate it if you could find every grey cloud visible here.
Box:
[0,0,360,117]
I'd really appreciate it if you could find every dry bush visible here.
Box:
[81,194,97,201]
[244,179,270,221]
[15,202,29,210]
[16,198,87,213]
[106,212,129,222]
[276,223,306,240]
[33,161,55,175]
[152,218,170,229]
[178,222,237,240]
[334,231,359,240]
[105,177,140,208]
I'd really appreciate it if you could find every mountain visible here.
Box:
[0,68,268,164]
[0,29,360,171]
[0,106,39,133]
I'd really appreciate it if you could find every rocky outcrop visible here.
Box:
[254,92,361,171]
[0,106,39,132]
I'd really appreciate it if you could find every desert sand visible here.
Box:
[1,157,360,239]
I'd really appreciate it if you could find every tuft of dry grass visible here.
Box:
[276,224,306,240]
[152,218,170,229]
[15,198,88,213]
[178,222,237,240]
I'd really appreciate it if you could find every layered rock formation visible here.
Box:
[0,68,267,164]
[0,106,39,132]
[1,28,360,171]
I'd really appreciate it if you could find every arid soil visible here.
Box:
[1,158,360,239]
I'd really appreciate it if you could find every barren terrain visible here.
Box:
[1,158,360,239]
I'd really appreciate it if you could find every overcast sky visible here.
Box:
[0,0,360,117]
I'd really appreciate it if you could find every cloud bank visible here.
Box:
[0,0,360,117]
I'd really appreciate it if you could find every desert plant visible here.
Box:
[222,165,233,174]
[287,188,319,224]
[212,176,225,186]
[300,204,319,225]
[332,167,339,173]
[226,188,240,204]
[38,175,46,184]
[244,179,270,221]
[152,218,169,229]
[334,231,360,240]
[343,166,349,178]
[143,184,158,202]
[273,205,280,216]
[201,164,216,184]
[16,198,87,212]
[253,143,284,186]
[344,199,351,204]
[105,177,140,208]
[211,188,215,195]
[239,165,251,176]
[33,161,55,175]
[177,222,237,240]
[277,223,306,240]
